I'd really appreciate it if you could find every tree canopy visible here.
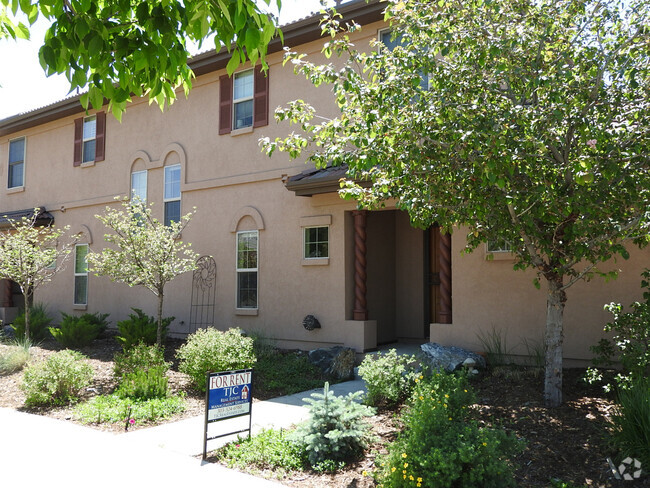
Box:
[265,0,650,406]
[0,0,281,119]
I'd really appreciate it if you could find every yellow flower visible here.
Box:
[417,484,422,487]
[392,467,396,473]
[402,453,407,458]
[482,442,487,447]
[362,471,368,476]
[417,477,423,483]
[404,463,408,468]
[464,389,468,392]
[419,396,424,400]
[444,394,449,398]
[403,475,407,480]
[449,417,453,420]
[403,470,406,474]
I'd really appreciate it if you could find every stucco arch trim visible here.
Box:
[230,206,265,233]
[72,224,93,244]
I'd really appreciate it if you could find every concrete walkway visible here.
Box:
[0,378,367,487]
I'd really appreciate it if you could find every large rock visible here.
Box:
[420,342,486,373]
[308,346,356,380]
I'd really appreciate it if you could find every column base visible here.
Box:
[343,320,377,352]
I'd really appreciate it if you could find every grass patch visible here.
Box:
[212,428,307,476]
[253,350,328,398]
[0,343,31,375]
[74,393,185,425]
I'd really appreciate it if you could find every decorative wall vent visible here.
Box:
[303,314,321,331]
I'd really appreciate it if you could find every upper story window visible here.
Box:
[164,164,181,226]
[74,112,106,166]
[131,170,148,203]
[379,29,430,90]
[304,226,329,259]
[8,137,25,189]
[219,67,269,135]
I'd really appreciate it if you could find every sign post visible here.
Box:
[203,368,253,460]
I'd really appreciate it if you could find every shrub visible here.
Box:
[215,429,308,474]
[49,312,108,348]
[0,339,31,374]
[611,376,650,469]
[113,343,170,400]
[176,327,256,391]
[377,372,522,488]
[11,304,53,342]
[113,342,169,379]
[358,349,417,407]
[116,308,174,350]
[21,350,94,406]
[290,382,375,467]
[591,269,650,390]
[116,367,169,400]
[74,393,185,425]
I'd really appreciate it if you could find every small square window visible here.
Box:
[486,239,511,253]
[304,226,329,259]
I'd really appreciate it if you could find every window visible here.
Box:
[219,67,269,134]
[74,244,88,306]
[379,29,430,90]
[304,226,329,259]
[236,230,258,309]
[486,239,512,253]
[73,112,105,166]
[131,170,147,203]
[8,137,25,188]
[164,164,181,226]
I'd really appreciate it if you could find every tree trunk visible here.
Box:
[24,288,34,341]
[544,276,566,407]
[157,291,164,347]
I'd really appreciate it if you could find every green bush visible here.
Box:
[176,327,256,391]
[74,393,185,425]
[590,269,650,390]
[21,350,94,406]
[290,382,375,467]
[611,376,650,469]
[215,429,308,474]
[113,343,170,400]
[49,312,109,348]
[11,304,53,342]
[116,308,173,350]
[0,339,31,374]
[358,349,417,407]
[377,372,523,488]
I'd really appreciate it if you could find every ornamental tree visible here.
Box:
[264,0,650,406]
[0,0,281,119]
[0,210,76,340]
[88,199,198,346]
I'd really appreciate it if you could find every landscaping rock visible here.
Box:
[308,346,356,380]
[1,325,15,340]
[420,342,487,372]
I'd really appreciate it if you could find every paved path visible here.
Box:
[0,378,367,487]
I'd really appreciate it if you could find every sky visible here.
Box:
[0,0,335,120]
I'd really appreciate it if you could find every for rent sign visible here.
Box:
[207,370,253,421]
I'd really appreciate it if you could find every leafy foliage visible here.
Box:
[74,393,185,425]
[0,0,281,118]
[377,372,523,488]
[49,312,108,348]
[590,269,650,390]
[11,304,53,342]
[265,0,650,406]
[357,349,417,407]
[176,327,256,391]
[214,429,308,474]
[290,382,375,467]
[88,198,196,346]
[0,210,75,340]
[21,350,93,406]
[611,376,650,469]
[116,308,174,350]
[113,343,170,400]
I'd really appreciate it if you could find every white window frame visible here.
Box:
[8,136,25,189]
[73,244,89,306]
[236,230,258,310]
[486,239,512,253]
[163,164,181,226]
[82,115,97,164]
[233,69,254,130]
[303,225,330,260]
[131,169,148,204]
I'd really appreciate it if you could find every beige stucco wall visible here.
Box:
[431,229,650,361]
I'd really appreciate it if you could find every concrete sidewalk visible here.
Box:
[0,378,367,487]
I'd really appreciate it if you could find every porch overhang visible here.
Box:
[286,164,372,197]
[0,207,54,230]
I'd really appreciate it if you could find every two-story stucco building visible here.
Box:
[1,0,647,361]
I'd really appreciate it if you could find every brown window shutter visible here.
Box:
[253,67,269,128]
[95,111,106,162]
[73,117,83,166]
[219,74,232,135]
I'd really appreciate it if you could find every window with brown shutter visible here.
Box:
[73,111,106,166]
[219,67,269,134]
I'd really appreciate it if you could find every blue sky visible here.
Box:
[0,0,332,119]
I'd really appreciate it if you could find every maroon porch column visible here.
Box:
[352,210,368,320]
[438,232,452,323]
[2,280,13,308]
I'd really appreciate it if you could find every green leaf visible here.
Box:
[226,49,241,76]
